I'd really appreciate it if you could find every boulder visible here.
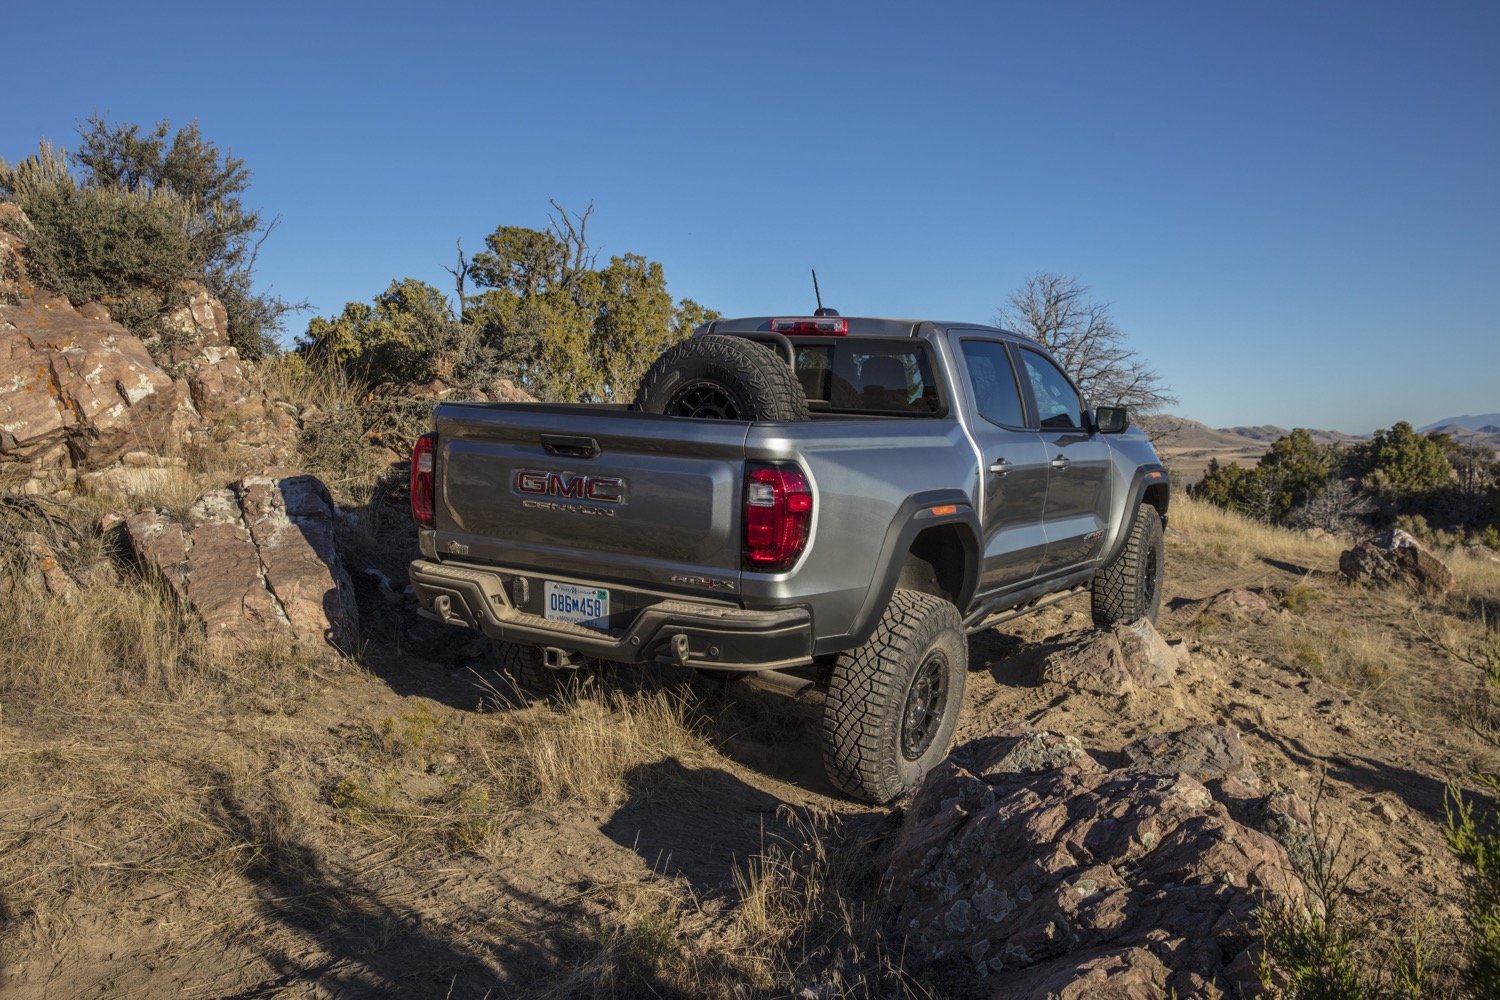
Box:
[1465,544,1500,565]
[1338,528,1454,597]
[1203,587,1273,616]
[1037,618,1188,696]
[1,289,196,470]
[125,474,358,650]
[157,283,296,456]
[885,725,1304,999]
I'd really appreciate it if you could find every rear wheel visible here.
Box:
[821,590,968,804]
[496,641,573,699]
[634,335,808,421]
[1091,503,1164,626]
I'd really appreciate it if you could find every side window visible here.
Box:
[1019,349,1083,430]
[960,340,1026,428]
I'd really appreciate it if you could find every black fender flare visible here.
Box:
[1097,464,1171,569]
[813,489,981,656]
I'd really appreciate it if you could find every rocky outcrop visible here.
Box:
[1036,617,1189,696]
[1,288,196,472]
[886,723,1304,999]
[157,283,296,455]
[1,204,294,492]
[124,475,358,650]
[1339,528,1455,597]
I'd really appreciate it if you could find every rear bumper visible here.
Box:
[408,559,813,670]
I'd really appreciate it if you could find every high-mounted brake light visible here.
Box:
[411,433,436,528]
[743,463,813,572]
[770,317,848,336]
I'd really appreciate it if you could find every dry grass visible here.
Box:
[478,684,718,809]
[1171,493,1349,572]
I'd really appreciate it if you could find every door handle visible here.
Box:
[1050,456,1072,470]
[988,459,1013,475]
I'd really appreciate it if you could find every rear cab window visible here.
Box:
[790,338,944,416]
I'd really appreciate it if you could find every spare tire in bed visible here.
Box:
[633,335,808,421]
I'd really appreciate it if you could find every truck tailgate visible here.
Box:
[431,404,749,592]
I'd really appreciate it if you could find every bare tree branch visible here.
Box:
[998,273,1176,416]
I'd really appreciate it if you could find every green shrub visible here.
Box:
[1446,780,1500,997]
[0,117,301,359]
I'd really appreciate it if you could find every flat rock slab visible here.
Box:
[125,475,358,651]
[1125,724,1260,788]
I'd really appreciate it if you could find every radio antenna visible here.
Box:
[810,270,838,316]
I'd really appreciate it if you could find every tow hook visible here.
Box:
[670,633,691,666]
[433,595,452,623]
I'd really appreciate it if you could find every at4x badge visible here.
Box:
[670,574,736,592]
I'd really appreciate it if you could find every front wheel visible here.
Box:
[1090,503,1164,626]
[821,590,968,804]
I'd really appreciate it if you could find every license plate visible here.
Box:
[544,581,610,628]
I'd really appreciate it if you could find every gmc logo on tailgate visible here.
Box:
[515,470,628,505]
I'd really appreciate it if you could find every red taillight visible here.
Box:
[411,433,436,527]
[743,463,813,572]
[770,317,848,335]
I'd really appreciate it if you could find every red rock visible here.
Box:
[0,293,191,469]
[886,726,1303,998]
[1037,618,1183,696]
[124,475,357,650]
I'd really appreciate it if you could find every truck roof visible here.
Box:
[698,316,1026,340]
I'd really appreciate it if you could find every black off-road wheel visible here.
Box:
[634,335,808,421]
[1090,503,1164,626]
[821,589,968,804]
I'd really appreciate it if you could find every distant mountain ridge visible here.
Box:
[1152,415,1500,483]
[1418,413,1500,434]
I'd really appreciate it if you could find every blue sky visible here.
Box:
[4,1,1496,433]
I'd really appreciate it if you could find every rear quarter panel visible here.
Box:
[741,418,980,644]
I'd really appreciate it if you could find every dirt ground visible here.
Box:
[1,499,1493,998]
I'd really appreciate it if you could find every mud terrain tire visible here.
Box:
[634,335,808,421]
[821,589,968,804]
[1091,503,1164,626]
[496,641,567,699]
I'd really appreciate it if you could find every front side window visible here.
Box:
[959,339,1026,428]
[1019,349,1083,430]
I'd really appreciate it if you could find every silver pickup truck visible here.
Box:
[408,315,1169,802]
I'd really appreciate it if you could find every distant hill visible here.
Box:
[1420,423,1500,450]
[1152,416,1368,483]
[1154,414,1499,482]
[1220,424,1366,447]
[1418,413,1500,433]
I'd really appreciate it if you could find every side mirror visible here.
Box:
[1094,406,1130,434]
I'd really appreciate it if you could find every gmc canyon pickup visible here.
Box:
[408,315,1169,802]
